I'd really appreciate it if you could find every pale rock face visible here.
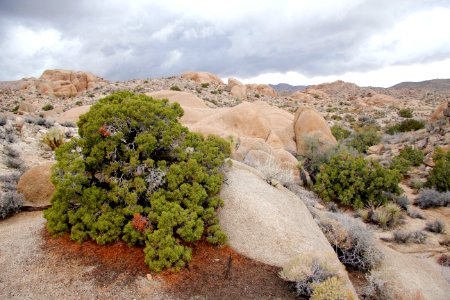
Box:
[180,71,224,85]
[290,91,315,103]
[293,107,337,155]
[246,84,277,97]
[227,77,243,89]
[17,102,36,115]
[57,105,91,124]
[367,143,384,155]
[430,99,450,121]
[219,160,357,296]
[20,69,104,97]
[17,162,55,206]
[230,85,247,100]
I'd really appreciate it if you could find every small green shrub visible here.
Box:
[348,127,380,153]
[389,156,412,176]
[75,100,83,106]
[426,147,450,192]
[330,124,350,141]
[314,151,402,209]
[42,104,54,111]
[44,91,230,272]
[170,85,181,91]
[41,128,65,150]
[398,146,423,166]
[201,83,209,88]
[398,108,413,118]
[386,119,425,134]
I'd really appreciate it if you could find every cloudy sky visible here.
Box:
[1,0,450,87]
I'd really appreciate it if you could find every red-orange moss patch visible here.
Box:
[42,230,296,298]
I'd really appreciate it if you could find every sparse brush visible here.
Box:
[0,173,21,183]
[384,203,403,227]
[60,121,76,128]
[42,104,54,111]
[0,191,24,219]
[415,189,450,208]
[407,207,425,219]
[356,208,371,222]
[318,212,383,272]
[425,220,445,233]
[5,133,15,143]
[326,202,338,213]
[0,116,6,126]
[170,85,181,91]
[394,195,409,210]
[1,182,17,192]
[41,128,65,150]
[393,230,427,244]
[363,269,400,300]
[372,209,389,228]
[310,277,348,300]
[410,179,425,191]
[4,157,24,170]
[3,145,19,158]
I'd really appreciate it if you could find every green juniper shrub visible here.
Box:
[44,91,231,272]
[348,126,381,153]
[170,85,181,91]
[386,119,425,134]
[397,146,423,166]
[426,147,450,192]
[330,124,350,141]
[42,104,54,111]
[314,151,402,209]
[398,108,413,118]
[389,156,412,177]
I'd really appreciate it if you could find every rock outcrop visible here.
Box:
[246,84,277,97]
[20,69,105,97]
[219,160,357,296]
[17,163,54,206]
[430,99,450,121]
[293,107,337,155]
[181,71,224,85]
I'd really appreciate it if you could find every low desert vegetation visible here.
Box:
[0,191,24,219]
[348,126,381,153]
[44,91,231,272]
[414,189,450,208]
[398,108,413,118]
[279,254,348,299]
[424,220,445,234]
[330,124,351,141]
[426,147,450,192]
[386,119,425,134]
[357,203,403,229]
[0,115,6,126]
[41,128,65,150]
[170,85,181,91]
[314,151,401,209]
[42,104,54,111]
[393,230,427,244]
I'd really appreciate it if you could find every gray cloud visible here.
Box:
[1,0,449,81]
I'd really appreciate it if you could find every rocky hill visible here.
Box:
[0,69,449,299]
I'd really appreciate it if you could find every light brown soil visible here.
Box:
[0,211,297,299]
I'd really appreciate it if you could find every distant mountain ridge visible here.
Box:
[269,83,307,95]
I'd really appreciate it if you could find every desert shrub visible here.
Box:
[359,203,403,229]
[314,151,402,209]
[279,254,340,298]
[42,104,54,111]
[330,124,350,141]
[310,277,348,300]
[60,121,76,128]
[406,207,425,219]
[0,191,24,219]
[410,178,425,191]
[44,91,230,272]
[170,85,181,91]
[253,157,294,187]
[4,157,24,170]
[415,188,450,208]
[398,108,413,118]
[348,127,381,153]
[437,254,450,267]
[363,269,399,300]
[41,128,65,150]
[75,100,83,106]
[425,220,445,233]
[393,195,409,210]
[398,146,423,166]
[389,156,412,176]
[393,230,427,244]
[426,147,450,192]
[3,145,20,158]
[0,116,6,126]
[317,213,383,271]
[201,83,209,88]
[386,119,425,134]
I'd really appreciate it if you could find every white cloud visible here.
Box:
[238,58,450,87]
